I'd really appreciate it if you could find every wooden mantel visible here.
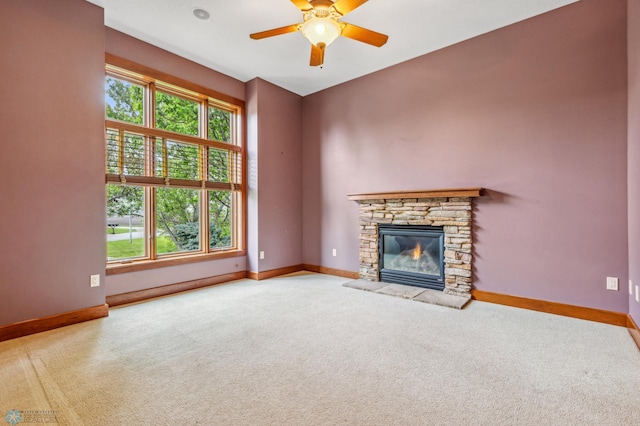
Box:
[347,188,484,201]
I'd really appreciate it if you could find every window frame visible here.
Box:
[105,56,246,275]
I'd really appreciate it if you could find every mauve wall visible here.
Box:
[629,0,640,323]
[105,257,245,296]
[0,0,106,325]
[104,29,247,295]
[302,0,629,312]
[105,28,245,102]
[247,80,260,273]
[246,79,303,273]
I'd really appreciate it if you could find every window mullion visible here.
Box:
[200,100,210,252]
[147,82,155,128]
[200,190,208,253]
[200,146,210,252]
[199,100,208,183]
[148,187,156,260]
[147,82,156,259]
[232,191,239,250]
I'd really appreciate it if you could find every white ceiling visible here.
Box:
[87,0,579,96]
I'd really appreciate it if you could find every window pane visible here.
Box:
[208,149,229,183]
[168,141,200,180]
[208,106,231,143]
[123,133,145,175]
[156,188,200,255]
[154,140,201,180]
[156,91,199,136]
[154,139,164,178]
[107,185,146,261]
[105,131,145,176]
[105,77,144,124]
[209,191,232,250]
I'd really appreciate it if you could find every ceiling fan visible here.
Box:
[250,0,389,67]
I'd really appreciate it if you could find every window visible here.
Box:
[105,62,244,271]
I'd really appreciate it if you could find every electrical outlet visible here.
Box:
[630,280,634,296]
[90,274,100,288]
[636,285,639,303]
[606,277,618,291]
[332,248,337,257]
[259,251,265,260]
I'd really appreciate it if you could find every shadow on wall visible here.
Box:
[472,189,517,287]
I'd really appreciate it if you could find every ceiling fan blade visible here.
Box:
[331,0,368,16]
[310,44,325,66]
[250,24,301,40]
[290,0,313,11]
[341,23,388,47]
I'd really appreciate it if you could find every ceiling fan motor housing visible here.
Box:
[309,0,342,15]
[303,2,343,21]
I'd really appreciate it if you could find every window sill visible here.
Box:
[106,249,246,275]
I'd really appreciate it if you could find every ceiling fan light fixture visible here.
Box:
[300,17,342,48]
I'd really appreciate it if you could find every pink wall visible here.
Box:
[105,28,245,102]
[104,29,248,295]
[105,257,245,296]
[246,79,303,273]
[302,0,629,312]
[0,0,106,325]
[247,80,260,273]
[629,0,640,323]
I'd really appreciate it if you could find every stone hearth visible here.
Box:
[348,188,483,297]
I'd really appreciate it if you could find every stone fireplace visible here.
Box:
[348,188,483,297]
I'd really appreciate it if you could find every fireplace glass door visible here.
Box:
[378,225,445,290]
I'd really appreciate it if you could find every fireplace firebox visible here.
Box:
[378,225,445,291]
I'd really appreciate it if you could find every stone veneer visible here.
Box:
[349,189,482,297]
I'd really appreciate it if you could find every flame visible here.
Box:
[412,242,421,260]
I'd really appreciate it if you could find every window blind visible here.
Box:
[105,120,242,191]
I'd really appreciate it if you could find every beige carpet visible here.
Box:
[1,272,639,425]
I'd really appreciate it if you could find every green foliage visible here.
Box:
[173,223,200,251]
[170,222,232,251]
[208,107,231,142]
[209,191,231,249]
[163,141,199,180]
[209,224,232,249]
[209,149,229,182]
[106,77,143,124]
[107,185,143,218]
[156,188,199,254]
[122,134,145,175]
[156,188,198,225]
[156,92,198,136]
